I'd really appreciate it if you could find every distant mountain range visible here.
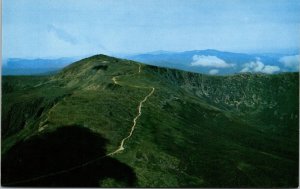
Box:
[2,49,299,75]
[124,49,299,75]
[2,58,77,75]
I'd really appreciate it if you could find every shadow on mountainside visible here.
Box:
[1,125,137,187]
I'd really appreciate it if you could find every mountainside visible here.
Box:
[1,55,299,187]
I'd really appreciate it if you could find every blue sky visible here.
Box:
[3,0,300,58]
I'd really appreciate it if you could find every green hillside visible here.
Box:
[1,55,298,187]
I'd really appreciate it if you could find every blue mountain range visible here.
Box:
[2,49,299,75]
[2,58,77,75]
[125,49,299,75]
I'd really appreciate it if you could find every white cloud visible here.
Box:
[279,55,300,70]
[240,58,280,74]
[208,69,219,75]
[240,67,250,73]
[262,65,281,74]
[191,55,234,68]
[252,61,264,72]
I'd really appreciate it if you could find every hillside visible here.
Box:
[1,54,299,187]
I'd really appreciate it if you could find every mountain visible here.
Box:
[3,50,299,76]
[1,55,298,187]
[2,58,78,75]
[125,49,299,75]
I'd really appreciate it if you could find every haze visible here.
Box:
[3,0,300,58]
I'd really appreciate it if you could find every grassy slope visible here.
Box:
[1,55,298,187]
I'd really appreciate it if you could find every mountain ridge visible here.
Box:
[1,54,298,187]
[3,49,299,76]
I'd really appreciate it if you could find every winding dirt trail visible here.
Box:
[108,87,155,156]
[108,64,155,155]
[112,76,119,85]
[4,64,154,185]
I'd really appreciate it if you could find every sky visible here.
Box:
[2,0,300,58]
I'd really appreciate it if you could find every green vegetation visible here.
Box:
[1,54,298,187]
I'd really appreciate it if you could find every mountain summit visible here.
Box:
[2,55,298,187]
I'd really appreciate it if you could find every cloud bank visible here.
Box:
[240,59,280,74]
[279,55,300,70]
[208,69,219,75]
[191,55,234,68]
